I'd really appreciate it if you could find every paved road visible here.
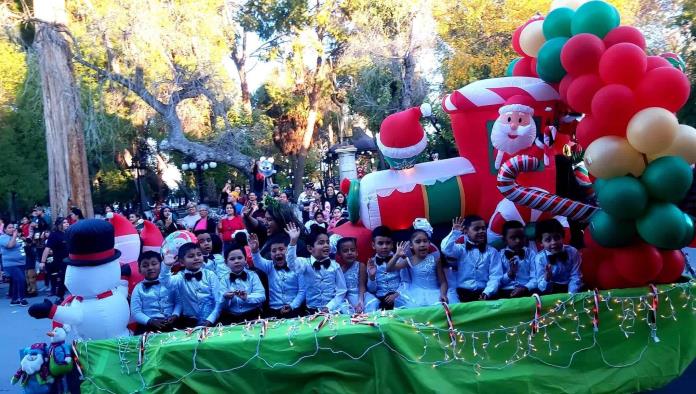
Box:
[0,282,693,393]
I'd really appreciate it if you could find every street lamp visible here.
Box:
[180,160,217,203]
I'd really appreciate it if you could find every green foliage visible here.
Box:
[347,65,404,132]
[676,0,696,126]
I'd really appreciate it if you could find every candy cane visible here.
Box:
[497,155,599,221]
[648,284,660,343]
[531,293,542,336]
[71,341,84,378]
[592,289,601,333]
[441,301,457,348]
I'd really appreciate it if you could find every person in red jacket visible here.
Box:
[219,203,245,258]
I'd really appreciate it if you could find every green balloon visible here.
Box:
[677,214,695,248]
[506,58,521,77]
[589,211,636,247]
[641,156,693,203]
[597,176,648,219]
[593,178,606,197]
[571,0,620,38]
[543,7,575,39]
[637,202,687,249]
[536,37,568,83]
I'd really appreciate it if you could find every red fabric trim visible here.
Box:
[97,290,113,299]
[69,249,116,261]
[48,305,57,319]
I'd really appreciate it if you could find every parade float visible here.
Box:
[20,1,695,393]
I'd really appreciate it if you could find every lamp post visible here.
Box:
[336,126,358,180]
[126,147,149,215]
[181,160,217,203]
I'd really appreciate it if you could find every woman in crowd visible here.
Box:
[335,192,347,211]
[156,206,180,236]
[219,202,246,257]
[243,201,309,258]
[193,205,217,234]
[40,218,70,302]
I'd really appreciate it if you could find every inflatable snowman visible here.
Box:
[29,219,130,340]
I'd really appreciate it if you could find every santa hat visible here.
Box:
[140,220,164,253]
[377,103,431,170]
[498,95,535,115]
[109,213,140,263]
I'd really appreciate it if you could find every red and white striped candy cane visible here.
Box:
[497,155,599,222]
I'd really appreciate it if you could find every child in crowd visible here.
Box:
[286,223,346,314]
[217,246,266,324]
[336,237,378,314]
[195,230,229,280]
[130,251,181,334]
[305,211,328,231]
[441,216,502,302]
[160,242,220,327]
[366,226,405,309]
[498,221,538,298]
[387,230,448,307]
[534,219,583,294]
[249,233,306,318]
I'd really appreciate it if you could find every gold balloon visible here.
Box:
[584,136,646,179]
[648,124,696,165]
[626,107,679,155]
[519,20,546,58]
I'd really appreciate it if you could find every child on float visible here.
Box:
[249,233,306,319]
[533,219,583,295]
[497,220,538,298]
[286,223,346,314]
[335,237,378,314]
[441,215,502,302]
[216,246,266,324]
[366,226,407,309]
[130,251,181,334]
[195,230,229,280]
[160,242,220,327]
[385,229,448,307]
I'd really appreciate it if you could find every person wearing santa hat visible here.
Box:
[377,103,432,170]
[490,95,551,170]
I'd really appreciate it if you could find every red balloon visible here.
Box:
[339,178,351,195]
[598,43,647,87]
[591,84,637,133]
[575,116,604,148]
[613,243,663,285]
[603,26,646,50]
[530,58,539,78]
[512,25,525,57]
[561,33,606,76]
[512,57,534,77]
[566,74,604,114]
[559,74,574,102]
[654,250,686,283]
[635,67,691,112]
[597,259,631,290]
[581,247,602,288]
[646,56,672,70]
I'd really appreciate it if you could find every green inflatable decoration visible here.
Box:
[589,211,636,247]
[543,7,575,39]
[347,179,361,223]
[506,58,521,77]
[570,0,620,38]
[637,202,688,249]
[536,37,568,83]
[641,156,693,203]
[596,176,647,219]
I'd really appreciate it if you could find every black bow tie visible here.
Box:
[230,271,248,282]
[142,280,160,289]
[504,249,525,260]
[375,256,391,265]
[184,271,203,281]
[275,264,290,272]
[465,242,486,253]
[313,258,331,270]
[547,251,568,265]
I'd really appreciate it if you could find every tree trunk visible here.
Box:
[293,108,318,198]
[34,0,94,218]
[238,65,251,114]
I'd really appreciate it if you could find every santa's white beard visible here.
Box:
[491,120,537,154]
[21,355,44,375]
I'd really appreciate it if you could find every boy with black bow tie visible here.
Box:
[441,215,502,302]
[498,221,538,298]
[217,246,266,324]
[286,223,346,314]
[366,226,405,310]
[160,242,220,327]
[131,251,181,334]
[534,219,583,295]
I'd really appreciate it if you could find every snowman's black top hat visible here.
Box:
[65,219,122,267]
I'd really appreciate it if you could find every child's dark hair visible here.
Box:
[233,231,248,247]
[138,250,162,265]
[336,237,357,252]
[535,219,564,241]
[502,220,525,238]
[178,242,201,260]
[225,243,247,259]
[307,225,328,246]
[371,225,392,240]
[268,233,290,248]
[410,229,430,241]
[193,229,210,236]
[463,215,485,228]
[211,233,223,254]
[314,210,324,219]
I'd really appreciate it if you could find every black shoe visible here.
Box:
[19,299,28,307]
[10,300,20,306]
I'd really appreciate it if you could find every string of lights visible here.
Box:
[76,281,696,394]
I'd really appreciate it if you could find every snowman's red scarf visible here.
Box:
[50,290,115,323]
